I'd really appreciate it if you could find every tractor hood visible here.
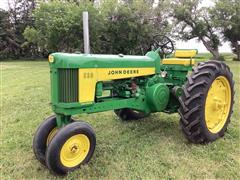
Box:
[49,51,160,69]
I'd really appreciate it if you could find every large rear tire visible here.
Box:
[179,60,234,143]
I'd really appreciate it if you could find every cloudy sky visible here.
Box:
[0,0,231,52]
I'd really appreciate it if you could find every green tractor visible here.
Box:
[33,36,234,175]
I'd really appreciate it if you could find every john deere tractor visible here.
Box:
[33,36,234,175]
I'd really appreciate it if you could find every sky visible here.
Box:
[0,0,232,53]
[0,0,8,10]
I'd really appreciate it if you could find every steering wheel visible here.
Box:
[151,35,175,57]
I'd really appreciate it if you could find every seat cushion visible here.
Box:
[174,49,198,58]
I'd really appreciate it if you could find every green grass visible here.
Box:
[1,57,240,179]
[195,53,237,61]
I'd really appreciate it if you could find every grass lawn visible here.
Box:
[1,55,240,179]
[194,52,237,62]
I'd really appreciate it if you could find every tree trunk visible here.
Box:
[236,47,240,61]
[232,41,240,61]
[201,38,221,60]
[211,49,221,60]
[238,50,240,61]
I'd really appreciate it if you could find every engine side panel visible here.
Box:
[78,67,155,103]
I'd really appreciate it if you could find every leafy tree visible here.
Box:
[24,0,170,55]
[0,9,17,59]
[22,26,43,57]
[152,0,173,37]
[171,0,222,60]
[0,0,36,59]
[4,0,158,58]
[99,0,171,55]
[211,0,240,61]
[99,0,153,54]
[24,0,104,55]
[9,0,36,57]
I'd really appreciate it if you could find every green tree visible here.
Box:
[7,0,36,58]
[99,0,151,54]
[24,0,104,54]
[212,0,240,61]
[171,0,222,60]
[22,26,43,57]
[99,0,171,55]
[0,9,17,59]
[23,0,171,56]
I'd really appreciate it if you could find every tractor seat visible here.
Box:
[162,49,198,66]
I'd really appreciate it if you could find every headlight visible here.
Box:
[48,55,54,63]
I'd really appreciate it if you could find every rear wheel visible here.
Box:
[46,122,96,175]
[114,108,149,121]
[179,60,234,143]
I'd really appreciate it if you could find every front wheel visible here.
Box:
[33,115,74,166]
[179,60,234,143]
[46,121,96,175]
[33,115,59,165]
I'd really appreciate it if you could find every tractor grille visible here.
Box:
[58,69,78,103]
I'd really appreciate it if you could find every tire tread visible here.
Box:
[179,60,234,143]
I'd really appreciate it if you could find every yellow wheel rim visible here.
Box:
[46,127,58,146]
[205,76,231,133]
[60,134,90,168]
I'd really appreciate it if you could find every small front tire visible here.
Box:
[33,115,74,166]
[46,121,96,175]
[33,115,58,165]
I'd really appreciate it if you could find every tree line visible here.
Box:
[0,0,239,60]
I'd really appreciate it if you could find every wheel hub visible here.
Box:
[60,134,90,168]
[205,76,231,133]
[70,144,79,153]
